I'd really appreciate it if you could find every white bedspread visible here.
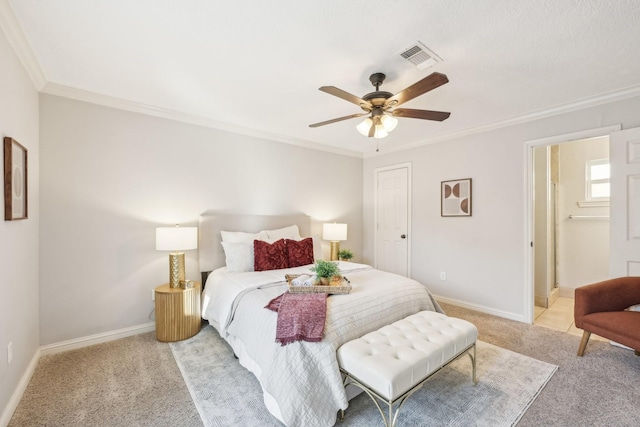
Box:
[202,262,442,427]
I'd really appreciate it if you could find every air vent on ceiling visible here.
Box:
[399,41,442,70]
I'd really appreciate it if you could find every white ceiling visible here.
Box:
[4,0,640,157]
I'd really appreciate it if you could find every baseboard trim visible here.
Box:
[0,349,40,427]
[40,322,156,356]
[435,295,527,323]
[558,287,575,298]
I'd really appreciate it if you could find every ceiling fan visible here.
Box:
[309,72,450,139]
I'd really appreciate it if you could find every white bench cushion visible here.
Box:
[337,310,478,401]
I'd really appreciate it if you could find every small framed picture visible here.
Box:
[4,137,28,220]
[441,178,472,217]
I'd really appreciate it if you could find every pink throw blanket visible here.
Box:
[265,292,328,346]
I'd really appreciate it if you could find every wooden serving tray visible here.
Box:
[285,274,352,295]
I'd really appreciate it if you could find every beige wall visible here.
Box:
[39,94,363,345]
[557,137,610,289]
[0,27,39,424]
[364,126,527,319]
[363,95,640,321]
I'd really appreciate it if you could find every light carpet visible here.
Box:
[170,326,557,427]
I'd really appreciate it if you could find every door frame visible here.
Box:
[524,125,621,323]
[374,162,412,276]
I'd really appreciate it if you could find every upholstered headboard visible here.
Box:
[198,211,314,278]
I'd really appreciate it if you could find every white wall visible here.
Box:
[557,137,609,289]
[0,27,39,424]
[363,95,640,321]
[39,94,363,345]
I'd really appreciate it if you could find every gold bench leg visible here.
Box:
[577,330,591,356]
[467,343,477,385]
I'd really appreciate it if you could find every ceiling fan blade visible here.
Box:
[392,108,450,121]
[309,113,368,128]
[385,72,449,107]
[319,86,372,109]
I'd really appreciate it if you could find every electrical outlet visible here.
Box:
[151,289,155,302]
[440,272,446,280]
[7,341,12,364]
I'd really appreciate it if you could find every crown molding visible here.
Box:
[42,82,363,158]
[365,83,640,158]
[0,0,46,90]
[41,78,640,160]
[3,0,638,161]
[0,0,361,158]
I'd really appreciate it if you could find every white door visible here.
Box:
[375,165,410,276]
[610,127,640,277]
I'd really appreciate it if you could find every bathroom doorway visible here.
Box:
[532,136,611,312]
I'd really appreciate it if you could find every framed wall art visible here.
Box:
[441,178,471,217]
[4,137,28,220]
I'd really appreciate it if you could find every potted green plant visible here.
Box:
[338,249,354,262]
[310,260,341,285]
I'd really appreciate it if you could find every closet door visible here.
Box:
[375,165,410,276]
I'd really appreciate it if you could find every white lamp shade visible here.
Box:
[357,115,396,138]
[380,114,398,132]
[372,125,388,139]
[323,223,347,241]
[156,226,198,251]
[356,118,373,136]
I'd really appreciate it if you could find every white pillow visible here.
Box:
[220,230,268,243]
[221,241,254,273]
[264,225,301,241]
[312,237,322,262]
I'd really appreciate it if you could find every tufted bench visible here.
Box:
[337,310,478,427]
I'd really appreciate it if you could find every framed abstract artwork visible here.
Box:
[4,137,28,220]
[441,178,471,217]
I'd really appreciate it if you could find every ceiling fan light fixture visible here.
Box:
[380,114,398,132]
[372,125,388,139]
[356,118,373,136]
[356,116,390,138]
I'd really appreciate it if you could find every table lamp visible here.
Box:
[156,225,198,288]
[323,223,347,261]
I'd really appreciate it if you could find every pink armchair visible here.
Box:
[574,277,640,357]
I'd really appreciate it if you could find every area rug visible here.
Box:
[170,326,557,427]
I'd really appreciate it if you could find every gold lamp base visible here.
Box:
[329,241,340,261]
[169,252,186,288]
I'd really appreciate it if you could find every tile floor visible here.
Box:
[534,296,607,341]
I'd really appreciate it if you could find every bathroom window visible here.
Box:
[586,158,610,200]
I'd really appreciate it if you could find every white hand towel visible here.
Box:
[304,275,317,286]
[291,275,310,286]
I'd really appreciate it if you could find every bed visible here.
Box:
[198,212,443,427]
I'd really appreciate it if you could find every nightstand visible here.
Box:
[154,282,201,342]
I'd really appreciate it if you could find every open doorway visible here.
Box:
[532,136,610,331]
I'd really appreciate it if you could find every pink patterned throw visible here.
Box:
[265,292,328,346]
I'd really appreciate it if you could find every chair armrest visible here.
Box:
[574,277,640,326]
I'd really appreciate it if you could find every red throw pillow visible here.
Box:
[286,238,314,268]
[254,239,289,271]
